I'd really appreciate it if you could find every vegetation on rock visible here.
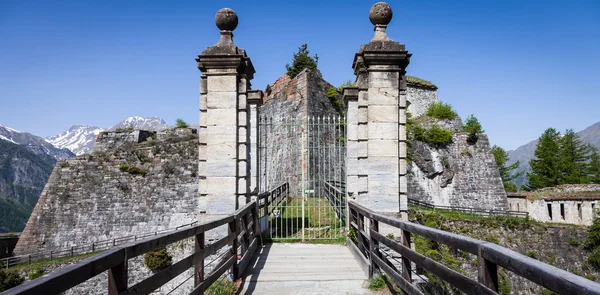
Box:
[587,211,600,269]
[414,123,454,147]
[27,267,45,280]
[367,275,386,291]
[0,269,24,291]
[143,247,173,272]
[492,145,522,192]
[175,118,189,129]
[285,44,318,79]
[463,114,484,144]
[118,163,148,176]
[426,102,458,120]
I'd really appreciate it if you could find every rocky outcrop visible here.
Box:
[408,117,508,210]
[14,128,199,255]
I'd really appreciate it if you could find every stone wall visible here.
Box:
[258,69,338,195]
[507,185,600,225]
[406,83,438,117]
[14,129,198,255]
[410,210,599,294]
[94,130,156,153]
[408,132,508,210]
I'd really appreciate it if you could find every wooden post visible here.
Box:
[369,219,380,278]
[108,259,128,295]
[230,219,239,279]
[194,232,205,288]
[357,212,365,258]
[401,229,412,283]
[478,245,499,292]
[252,205,263,246]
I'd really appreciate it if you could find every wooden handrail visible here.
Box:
[348,200,600,295]
[3,201,262,295]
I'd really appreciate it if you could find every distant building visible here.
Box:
[507,184,600,226]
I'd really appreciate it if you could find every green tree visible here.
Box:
[285,44,319,79]
[491,145,522,192]
[463,114,484,144]
[527,128,561,190]
[588,149,600,184]
[175,118,189,129]
[337,80,356,92]
[558,129,593,184]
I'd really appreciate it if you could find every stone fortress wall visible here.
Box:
[14,128,199,255]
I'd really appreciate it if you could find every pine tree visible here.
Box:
[491,145,522,192]
[527,128,561,190]
[463,114,484,144]
[285,44,319,79]
[558,129,593,184]
[588,148,600,184]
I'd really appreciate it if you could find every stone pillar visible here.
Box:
[351,2,411,217]
[343,87,359,199]
[247,90,263,195]
[196,8,255,227]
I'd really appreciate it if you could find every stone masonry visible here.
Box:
[196,8,255,237]
[14,129,198,254]
[346,2,411,217]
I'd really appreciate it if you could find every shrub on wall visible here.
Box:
[285,44,318,79]
[587,212,600,269]
[426,102,458,120]
[0,270,24,291]
[463,114,484,144]
[175,118,189,129]
[422,124,453,147]
[144,247,173,272]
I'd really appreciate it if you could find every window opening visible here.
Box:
[560,203,565,220]
[547,203,552,220]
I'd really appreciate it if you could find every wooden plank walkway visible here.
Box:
[238,243,376,295]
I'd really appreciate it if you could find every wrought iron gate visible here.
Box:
[258,115,347,241]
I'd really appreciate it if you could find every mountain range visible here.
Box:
[507,121,600,188]
[46,116,170,155]
[0,116,170,232]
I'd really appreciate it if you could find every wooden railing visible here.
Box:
[256,183,289,218]
[1,221,199,269]
[408,198,529,218]
[348,201,600,295]
[3,201,262,295]
[323,180,346,221]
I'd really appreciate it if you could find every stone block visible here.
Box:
[358,124,368,140]
[206,139,236,160]
[199,112,207,127]
[399,159,407,175]
[207,109,237,126]
[238,94,247,110]
[399,110,406,124]
[347,175,358,194]
[238,162,247,177]
[399,141,406,157]
[368,156,398,174]
[357,157,368,175]
[358,107,368,123]
[200,79,207,94]
[368,88,399,105]
[205,161,236,177]
[358,91,368,106]
[400,180,407,194]
[238,144,247,160]
[347,123,358,141]
[207,92,238,109]
[369,123,398,140]
[203,195,236,214]
[207,75,237,92]
[399,124,406,141]
[358,141,368,158]
[399,93,407,108]
[199,132,207,144]
[199,96,207,111]
[238,111,248,127]
[368,105,397,123]
[204,177,237,195]
[238,127,247,143]
[237,178,247,193]
[347,141,358,158]
[238,78,247,93]
[198,160,206,176]
[368,140,398,157]
[358,175,368,193]
[368,71,399,88]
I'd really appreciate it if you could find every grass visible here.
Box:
[206,278,236,295]
[267,196,347,240]
[406,76,437,88]
[368,275,386,291]
[8,251,102,272]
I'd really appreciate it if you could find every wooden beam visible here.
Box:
[108,259,127,295]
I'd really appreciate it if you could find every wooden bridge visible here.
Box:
[4,182,600,295]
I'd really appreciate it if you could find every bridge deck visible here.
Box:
[238,243,376,295]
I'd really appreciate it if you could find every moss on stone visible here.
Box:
[407,75,437,89]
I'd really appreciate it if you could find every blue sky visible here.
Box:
[0,0,598,150]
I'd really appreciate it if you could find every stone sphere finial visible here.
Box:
[215,8,238,31]
[369,2,393,26]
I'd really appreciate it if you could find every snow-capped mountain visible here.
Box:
[46,116,171,156]
[46,125,104,156]
[109,116,169,132]
[0,124,75,160]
